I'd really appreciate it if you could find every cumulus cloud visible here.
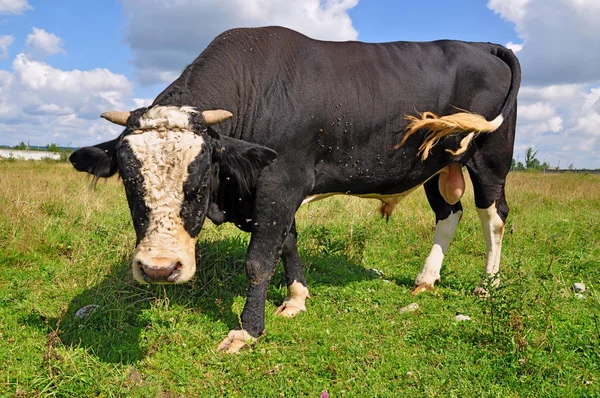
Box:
[488,0,600,85]
[512,84,600,168]
[121,0,359,85]
[488,0,600,168]
[25,28,66,56]
[505,41,522,53]
[0,35,13,59]
[132,98,153,108]
[488,0,531,27]
[0,0,31,14]
[0,53,133,146]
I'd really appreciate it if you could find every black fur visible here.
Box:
[217,136,278,195]
[69,137,120,178]
[181,148,212,237]
[115,140,149,244]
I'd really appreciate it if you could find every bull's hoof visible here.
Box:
[473,286,490,299]
[275,281,309,317]
[274,300,306,317]
[411,283,435,295]
[217,329,255,354]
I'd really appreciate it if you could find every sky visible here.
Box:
[0,0,598,168]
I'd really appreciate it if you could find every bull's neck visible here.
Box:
[151,46,261,141]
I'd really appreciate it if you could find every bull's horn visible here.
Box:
[201,110,233,126]
[101,111,131,126]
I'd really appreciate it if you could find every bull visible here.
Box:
[70,26,520,352]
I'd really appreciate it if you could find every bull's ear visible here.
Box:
[217,136,277,194]
[69,137,120,177]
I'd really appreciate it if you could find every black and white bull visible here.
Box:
[70,27,520,353]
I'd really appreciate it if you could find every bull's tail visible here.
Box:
[396,45,521,160]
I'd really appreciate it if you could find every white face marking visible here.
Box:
[477,202,505,287]
[414,210,462,288]
[125,106,206,284]
[137,105,197,130]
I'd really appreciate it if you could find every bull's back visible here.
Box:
[234,28,511,151]
[156,26,512,163]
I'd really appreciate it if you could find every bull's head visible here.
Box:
[70,106,277,284]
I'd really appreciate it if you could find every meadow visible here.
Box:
[0,160,599,397]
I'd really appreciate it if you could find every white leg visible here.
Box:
[476,202,505,288]
[413,210,462,294]
[275,280,309,317]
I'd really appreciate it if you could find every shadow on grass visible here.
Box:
[40,228,376,365]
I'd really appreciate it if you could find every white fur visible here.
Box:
[414,210,462,287]
[137,106,198,130]
[477,203,505,286]
[275,280,310,317]
[490,114,504,131]
[125,125,205,284]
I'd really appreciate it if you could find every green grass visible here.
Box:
[1,160,599,397]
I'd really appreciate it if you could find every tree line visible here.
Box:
[510,147,576,171]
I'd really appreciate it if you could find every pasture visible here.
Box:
[1,160,599,397]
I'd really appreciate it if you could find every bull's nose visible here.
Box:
[137,259,183,283]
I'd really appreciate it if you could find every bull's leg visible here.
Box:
[275,220,310,317]
[466,108,514,293]
[475,201,505,291]
[218,171,309,353]
[467,162,509,294]
[412,174,463,294]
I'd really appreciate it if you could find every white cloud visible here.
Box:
[515,102,563,138]
[513,84,600,167]
[518,102,559,122]
[0,53,133,146]
[25,28,66,56]
[488,0,531,27]
[12,54,131,105]
[519,84,584,103]
[488,0,600,85]
[582,87,600,112]
[0,35,13,59]
[0,0,31,14]
[121,0,359,85]
[132,98,153,108]
[574,111,600,136]
[505,41,522,53]
[487,0,600,168]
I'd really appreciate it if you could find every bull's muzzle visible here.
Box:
[136,257,183,283]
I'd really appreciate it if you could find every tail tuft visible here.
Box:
[395,111,504,160]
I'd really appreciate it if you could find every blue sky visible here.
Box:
[1,0,599,168]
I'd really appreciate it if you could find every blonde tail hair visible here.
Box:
[395,111,504,160]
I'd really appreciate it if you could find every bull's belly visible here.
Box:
[302,163,465,210]
[301,189,417,206]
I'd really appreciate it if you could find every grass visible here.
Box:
[0,160,599,397]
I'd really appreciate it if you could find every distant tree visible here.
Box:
[516,161,525,171]
[14,142,26,150]
[46,143,60,152]
[524,147,541,170]
[568,163,574,170]
[511,158,517,170]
